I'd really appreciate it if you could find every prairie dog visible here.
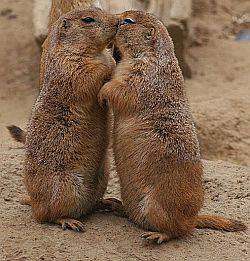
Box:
[24,8,118,231]
[98,11,247,243]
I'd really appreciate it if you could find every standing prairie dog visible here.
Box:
[24,8,118,231]
[98,11,247,243]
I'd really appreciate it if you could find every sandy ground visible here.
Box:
[187,0,250,166]
[0,0,249,260]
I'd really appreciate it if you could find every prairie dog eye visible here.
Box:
[124,18,136,24]
[82,17,95,23]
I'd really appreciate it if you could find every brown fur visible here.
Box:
[8,0,114,136]
[48,0,96,29]
[40,0,115,88]
[98,11,247,243]
[24,8,118,231]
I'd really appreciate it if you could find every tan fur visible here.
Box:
[48,0,97,28]
[98,11,247,243]
[40,0,107,88]
[25,8,118,231]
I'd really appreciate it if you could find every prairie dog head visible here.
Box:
[115,11,174,61]
[49,8,118,54]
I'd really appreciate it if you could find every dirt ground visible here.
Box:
[0,0,249,260]
[187,0,250,166]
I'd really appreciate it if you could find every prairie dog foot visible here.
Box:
[141,232,170,244]
[97,198,127,217]
[55,218,85,232]
[19,195,31,205]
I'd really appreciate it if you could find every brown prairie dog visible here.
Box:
[24,8,118,231]
[98,11,247,243]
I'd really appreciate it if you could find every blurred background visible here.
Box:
[1,0,250,166]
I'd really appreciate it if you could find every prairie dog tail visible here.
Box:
[7,125,26,144]
[196,215,247,232]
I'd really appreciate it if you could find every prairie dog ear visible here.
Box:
[145,27,156,40]
[61,19,71,30]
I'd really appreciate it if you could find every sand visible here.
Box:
[0,0,249,260]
